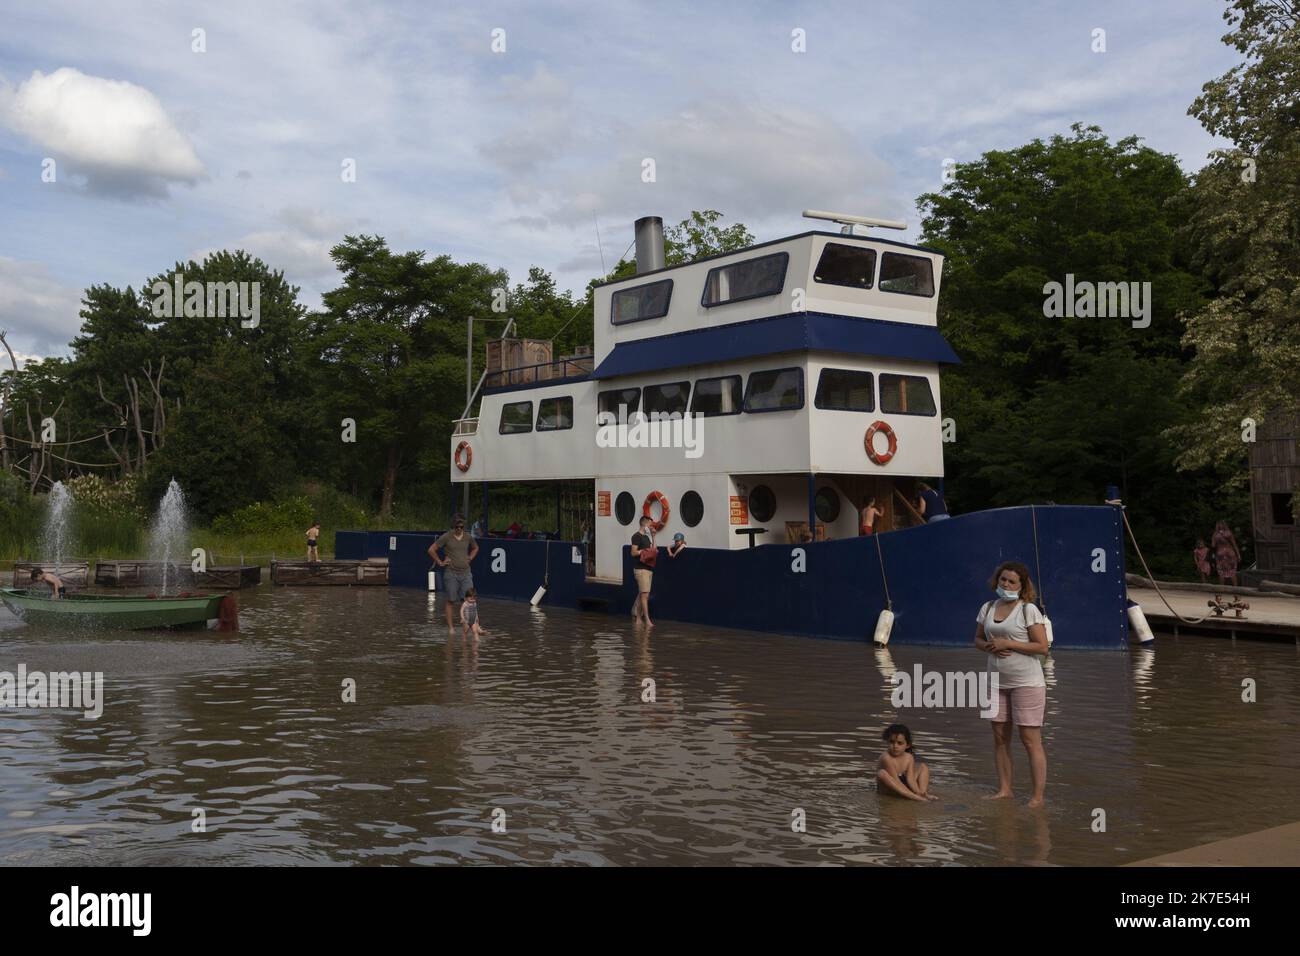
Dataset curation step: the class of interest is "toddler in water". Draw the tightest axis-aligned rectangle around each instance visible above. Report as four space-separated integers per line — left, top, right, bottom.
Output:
876 724 937 801
460 588 486 638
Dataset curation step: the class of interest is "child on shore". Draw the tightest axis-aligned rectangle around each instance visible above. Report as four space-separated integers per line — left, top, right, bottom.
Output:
876 724 937 801
460 588 486 639
1193 539 1210 584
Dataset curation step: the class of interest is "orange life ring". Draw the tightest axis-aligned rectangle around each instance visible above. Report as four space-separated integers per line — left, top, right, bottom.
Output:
864 421 898 465
643 491 670 530
454 441 473 472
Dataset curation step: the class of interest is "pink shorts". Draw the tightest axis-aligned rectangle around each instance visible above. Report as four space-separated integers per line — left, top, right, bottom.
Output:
989 686 1046 727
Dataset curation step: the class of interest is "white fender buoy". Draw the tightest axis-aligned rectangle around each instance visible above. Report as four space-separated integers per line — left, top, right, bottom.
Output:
428 569 438 592
1042 615 1054 646
873 608 894 646
1127 602 1155 644
530 584 547 607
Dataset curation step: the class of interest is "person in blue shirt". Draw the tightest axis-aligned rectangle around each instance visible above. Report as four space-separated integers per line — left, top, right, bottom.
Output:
916 481 949 522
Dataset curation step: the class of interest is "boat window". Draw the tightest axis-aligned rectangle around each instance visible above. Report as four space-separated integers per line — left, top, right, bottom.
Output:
611 279 673 325
744 367 804 413
499 400 533 434
702 252 789 307
615 492 636 526
879 374 937 416
643 381 690 417
815 487 841 523
537 396 574 431
597 387 640 424
690 375 743 417
681 490 704 527
878 252 935 297
815 368 875 412
814 243 876 290
748 485 777 523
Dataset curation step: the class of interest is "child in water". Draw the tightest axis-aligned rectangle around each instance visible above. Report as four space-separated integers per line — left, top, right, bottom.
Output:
460 588 486 639
876 724 937 801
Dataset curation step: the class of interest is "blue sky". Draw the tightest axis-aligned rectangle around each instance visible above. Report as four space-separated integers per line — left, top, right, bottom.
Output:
0 0 1239 360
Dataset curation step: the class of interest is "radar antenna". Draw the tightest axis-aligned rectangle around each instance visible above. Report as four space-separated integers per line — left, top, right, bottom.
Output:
802 209 906 235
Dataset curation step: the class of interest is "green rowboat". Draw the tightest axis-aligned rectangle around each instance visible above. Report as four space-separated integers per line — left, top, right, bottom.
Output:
0 588 225 630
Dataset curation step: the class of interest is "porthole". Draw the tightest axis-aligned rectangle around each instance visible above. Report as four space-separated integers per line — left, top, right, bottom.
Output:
615 492 636 526
815 487 841 523
681 490 704 527
748 485 777 523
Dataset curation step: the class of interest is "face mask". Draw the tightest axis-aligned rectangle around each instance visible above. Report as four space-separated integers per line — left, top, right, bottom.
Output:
996 587 1019 601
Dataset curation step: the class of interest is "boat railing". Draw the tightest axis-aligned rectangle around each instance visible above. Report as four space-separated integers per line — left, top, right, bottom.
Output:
484 357 593 389
453 417 479 436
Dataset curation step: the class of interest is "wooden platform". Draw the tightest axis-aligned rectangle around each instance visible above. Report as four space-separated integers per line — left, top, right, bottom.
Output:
94 560 261 590
1129 586 1300 642
271 560 388 586
11 561 90 589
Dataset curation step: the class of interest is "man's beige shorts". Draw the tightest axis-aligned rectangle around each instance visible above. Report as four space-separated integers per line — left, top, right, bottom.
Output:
633 568 652 593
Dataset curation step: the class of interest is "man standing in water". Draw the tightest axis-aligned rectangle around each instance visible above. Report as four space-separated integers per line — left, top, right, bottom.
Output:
429 515 479 628
630 515 657 627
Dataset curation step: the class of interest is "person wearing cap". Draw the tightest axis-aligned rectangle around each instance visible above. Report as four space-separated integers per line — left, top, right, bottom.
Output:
668 532 686 558
429 515 479 628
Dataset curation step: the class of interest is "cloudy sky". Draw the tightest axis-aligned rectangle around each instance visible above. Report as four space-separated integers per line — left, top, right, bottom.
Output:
0 0 1239 361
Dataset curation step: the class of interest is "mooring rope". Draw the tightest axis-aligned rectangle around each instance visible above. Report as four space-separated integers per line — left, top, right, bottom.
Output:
874 533 892 610
1031 504 1047 614
1121 507 1206 624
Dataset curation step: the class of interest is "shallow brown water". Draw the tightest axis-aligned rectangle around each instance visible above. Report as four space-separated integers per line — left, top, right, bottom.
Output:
1 585 1297 865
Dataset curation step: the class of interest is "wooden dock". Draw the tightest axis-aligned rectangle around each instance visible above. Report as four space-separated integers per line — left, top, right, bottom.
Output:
11 561 90 589
1129 585 1300 642
271 559 388 586
93 560 262 590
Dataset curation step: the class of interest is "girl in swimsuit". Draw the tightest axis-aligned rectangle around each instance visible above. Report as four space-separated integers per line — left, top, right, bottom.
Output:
876 724 937 801
306 521 321 563
460 588 486 639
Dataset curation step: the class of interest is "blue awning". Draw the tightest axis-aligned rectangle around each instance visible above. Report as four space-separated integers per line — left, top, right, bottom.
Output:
590 311 961 379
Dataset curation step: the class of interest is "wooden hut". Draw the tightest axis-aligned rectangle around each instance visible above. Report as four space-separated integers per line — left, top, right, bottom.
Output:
1248 410 1300 584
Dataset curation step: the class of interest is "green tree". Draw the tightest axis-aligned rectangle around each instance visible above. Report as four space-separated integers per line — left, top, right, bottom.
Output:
1168 0 1300 472
306 236 506 519
917 126 1235 573
142 342 281 523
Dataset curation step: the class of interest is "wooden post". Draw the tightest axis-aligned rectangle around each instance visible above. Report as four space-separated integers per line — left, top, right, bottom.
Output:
807 474 817 540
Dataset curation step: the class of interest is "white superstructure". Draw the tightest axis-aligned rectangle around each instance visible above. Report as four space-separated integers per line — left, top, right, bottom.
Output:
451 214 956 580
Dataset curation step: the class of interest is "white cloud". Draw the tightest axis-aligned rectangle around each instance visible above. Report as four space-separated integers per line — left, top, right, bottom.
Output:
0 67 205 198
0 257 83 357
505 96 899 229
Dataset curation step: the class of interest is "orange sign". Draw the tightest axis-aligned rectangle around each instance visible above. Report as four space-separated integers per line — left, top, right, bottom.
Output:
597 491 611 517
730 496 748 525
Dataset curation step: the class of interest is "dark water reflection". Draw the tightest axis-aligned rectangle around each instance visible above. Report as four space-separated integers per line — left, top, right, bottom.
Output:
1 586 1297 865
